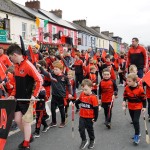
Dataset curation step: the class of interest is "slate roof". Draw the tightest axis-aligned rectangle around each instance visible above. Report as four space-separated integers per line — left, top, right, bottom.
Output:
81 25 116 42
13 2 55 23
0 0 32 20
83 26 105 39
70 22 114 41
39 9 76 30
68 21 94 36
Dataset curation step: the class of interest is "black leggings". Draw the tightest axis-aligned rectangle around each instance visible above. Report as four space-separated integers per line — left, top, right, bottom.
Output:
129 109 141 135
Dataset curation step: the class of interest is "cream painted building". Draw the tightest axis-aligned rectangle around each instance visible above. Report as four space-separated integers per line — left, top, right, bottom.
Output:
0 0 36 47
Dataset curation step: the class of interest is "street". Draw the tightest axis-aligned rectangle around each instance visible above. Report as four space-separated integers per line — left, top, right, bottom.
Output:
5 86 150 150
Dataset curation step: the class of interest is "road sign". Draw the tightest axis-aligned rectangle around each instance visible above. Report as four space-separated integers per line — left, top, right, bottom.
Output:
0 30 7 42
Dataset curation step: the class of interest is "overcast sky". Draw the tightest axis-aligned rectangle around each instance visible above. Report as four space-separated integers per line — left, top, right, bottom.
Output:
12 0 150 46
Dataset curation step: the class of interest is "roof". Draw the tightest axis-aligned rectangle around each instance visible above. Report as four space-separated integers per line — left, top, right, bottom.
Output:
68 21 94 36
83 26 105 39
13 2 55 23
0 0 32 20
39 9 76 30
100 32 118 42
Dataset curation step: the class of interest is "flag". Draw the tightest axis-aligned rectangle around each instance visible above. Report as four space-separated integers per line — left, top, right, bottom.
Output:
61 35 66 44
39 20 44 28
19 36 26 56
44 20 49 27
142 71 150 87
0 100 16 150
0 62 6 80
101 49 107 62
109 44 115 55
35 17 40 28
114 52 119 59
85 52 89 61
28 45 36 65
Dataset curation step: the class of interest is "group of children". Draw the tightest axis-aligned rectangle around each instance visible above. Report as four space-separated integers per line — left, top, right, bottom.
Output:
1 44 150 150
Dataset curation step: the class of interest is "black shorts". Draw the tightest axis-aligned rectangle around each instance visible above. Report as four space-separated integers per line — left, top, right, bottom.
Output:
15 102 30 115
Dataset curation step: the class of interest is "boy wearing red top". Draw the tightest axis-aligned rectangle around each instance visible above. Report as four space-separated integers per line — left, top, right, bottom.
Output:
122 73 146 145
75 79 98 149
99 68 118 129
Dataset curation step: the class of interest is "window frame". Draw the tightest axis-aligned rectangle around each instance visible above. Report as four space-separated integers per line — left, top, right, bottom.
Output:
52 25 57 43
22 22 27 40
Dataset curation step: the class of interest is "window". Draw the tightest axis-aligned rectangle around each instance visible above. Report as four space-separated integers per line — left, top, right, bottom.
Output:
43 26 49 42
30 24 36 35
52 26 57 43
91 37 93 47
81 34 84 46
85 35 87 46
22 23 27 40
70 31 74 45
64 29 68 36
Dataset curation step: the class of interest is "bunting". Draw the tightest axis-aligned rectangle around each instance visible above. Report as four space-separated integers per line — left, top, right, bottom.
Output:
28 45 36 65
142 71 150 87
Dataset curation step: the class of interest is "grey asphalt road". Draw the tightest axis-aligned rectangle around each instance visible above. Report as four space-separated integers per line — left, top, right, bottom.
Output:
5 86 150 150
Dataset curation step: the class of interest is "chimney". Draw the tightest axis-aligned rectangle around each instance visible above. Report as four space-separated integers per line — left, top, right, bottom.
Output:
73 20 86 27
101 31 109 37
25 0 40 10
91 26 100 33
109 32 114 37
50 9 62 18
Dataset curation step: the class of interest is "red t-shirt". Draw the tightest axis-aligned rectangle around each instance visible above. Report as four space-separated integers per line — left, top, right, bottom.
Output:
79 92 98 118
